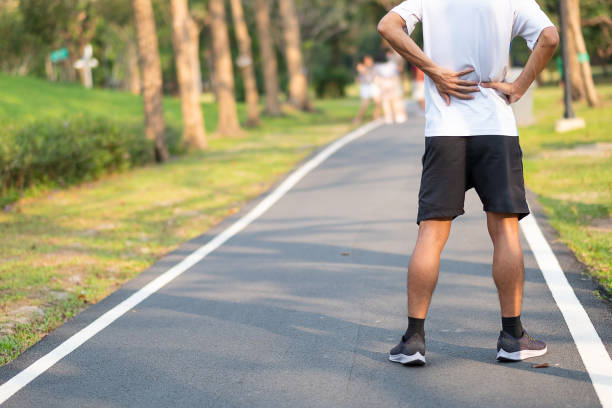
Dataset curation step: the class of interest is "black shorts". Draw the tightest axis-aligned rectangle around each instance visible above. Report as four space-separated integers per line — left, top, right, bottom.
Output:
417 136 530 224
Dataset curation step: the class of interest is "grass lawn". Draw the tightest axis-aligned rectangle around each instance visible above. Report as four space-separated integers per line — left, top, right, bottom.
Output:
0 74 362 365
520 81 612 297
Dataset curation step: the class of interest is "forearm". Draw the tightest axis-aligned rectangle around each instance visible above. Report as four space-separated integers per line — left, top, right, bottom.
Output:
377 13 438 78
378 11 479 104
513 27 559 93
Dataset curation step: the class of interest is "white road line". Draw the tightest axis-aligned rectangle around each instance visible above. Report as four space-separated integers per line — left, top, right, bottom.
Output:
0 120 383 405
521 213 612 408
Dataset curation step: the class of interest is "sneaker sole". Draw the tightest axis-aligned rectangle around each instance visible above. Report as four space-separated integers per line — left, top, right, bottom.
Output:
389 352 426 366
496 346 548 362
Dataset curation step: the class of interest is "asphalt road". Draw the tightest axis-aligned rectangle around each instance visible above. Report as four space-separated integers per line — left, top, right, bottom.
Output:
1 119 610 407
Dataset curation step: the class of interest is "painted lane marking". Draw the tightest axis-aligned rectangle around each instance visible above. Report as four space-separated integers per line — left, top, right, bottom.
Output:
0 121 383 405
521 213 612 408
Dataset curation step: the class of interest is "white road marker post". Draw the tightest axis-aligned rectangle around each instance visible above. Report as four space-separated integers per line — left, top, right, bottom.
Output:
74 44 99 89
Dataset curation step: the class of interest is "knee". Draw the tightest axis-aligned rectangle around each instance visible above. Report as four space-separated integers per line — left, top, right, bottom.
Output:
488 216 520 246
417 220 451 247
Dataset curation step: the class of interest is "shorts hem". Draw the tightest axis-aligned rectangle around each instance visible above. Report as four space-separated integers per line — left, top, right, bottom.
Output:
483 206 530 221
417 209 464 225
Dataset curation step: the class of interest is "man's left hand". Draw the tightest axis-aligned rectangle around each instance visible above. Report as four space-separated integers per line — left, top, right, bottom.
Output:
481 81 525 104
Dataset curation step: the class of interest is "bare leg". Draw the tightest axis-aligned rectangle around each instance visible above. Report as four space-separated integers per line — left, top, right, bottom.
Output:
391 96 407 123
407 218 452 318
372 98 382 120
381 97 393 123
353 98 370 124
486 212 524 317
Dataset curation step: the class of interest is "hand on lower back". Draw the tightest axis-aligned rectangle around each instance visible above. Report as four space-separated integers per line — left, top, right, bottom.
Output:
430 67 480 106
481 81 524 104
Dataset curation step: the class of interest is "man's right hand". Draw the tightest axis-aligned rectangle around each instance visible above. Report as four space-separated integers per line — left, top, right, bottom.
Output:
428 67 480 106
377 12 480 106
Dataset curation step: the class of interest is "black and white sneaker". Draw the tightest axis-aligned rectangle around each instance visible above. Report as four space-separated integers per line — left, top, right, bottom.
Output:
389 333 426 366
496 330 547 361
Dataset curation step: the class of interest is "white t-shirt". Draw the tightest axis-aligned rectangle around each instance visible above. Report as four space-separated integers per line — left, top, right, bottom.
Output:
391 0 554 136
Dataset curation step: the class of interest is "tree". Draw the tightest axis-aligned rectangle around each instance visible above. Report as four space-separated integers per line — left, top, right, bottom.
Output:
230 0 259 126
17 0 98 81
292 0 364 98
278 0 311 110
170 0 207 149
582 15 612 76
209 0 241 136
566 0 600 106
92 0 141 93
254 0 282 115
126 37 141 95
371 0 394 11
567 22 585 100
184 1 207 95
133 0 169 161
71 6 99 87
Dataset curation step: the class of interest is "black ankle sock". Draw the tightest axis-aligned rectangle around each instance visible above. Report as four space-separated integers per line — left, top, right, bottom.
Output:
403 317 425 341
502 315 523 338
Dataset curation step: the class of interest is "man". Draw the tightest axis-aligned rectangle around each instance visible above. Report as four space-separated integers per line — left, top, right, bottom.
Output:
377 0 559 366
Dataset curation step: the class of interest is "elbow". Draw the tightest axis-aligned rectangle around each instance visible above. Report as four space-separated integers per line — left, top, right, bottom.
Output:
540 27 560 49
377 14 390 38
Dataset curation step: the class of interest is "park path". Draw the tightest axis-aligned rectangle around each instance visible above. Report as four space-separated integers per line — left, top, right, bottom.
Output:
0 118 609 407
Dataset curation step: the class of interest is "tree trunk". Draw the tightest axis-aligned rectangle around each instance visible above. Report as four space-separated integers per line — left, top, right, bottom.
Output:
567 26 585 101
599 50 609 77
254 0 282 115
566 0 601 107
64 57 78 82
45 55 56 82
278 0 311 111
133 0 169 161
209 0 242 136
230 0 260 126
205 46 215 93
69 11 99 87
187 18 203 95
171 0 207 150
126 39 141 95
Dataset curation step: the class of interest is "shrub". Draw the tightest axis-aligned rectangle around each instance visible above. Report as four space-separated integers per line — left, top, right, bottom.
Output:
312 66 353 98
0 115 182 206
309 40 353 99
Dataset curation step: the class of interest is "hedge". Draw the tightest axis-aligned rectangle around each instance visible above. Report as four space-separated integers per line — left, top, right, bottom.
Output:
0 116 182 206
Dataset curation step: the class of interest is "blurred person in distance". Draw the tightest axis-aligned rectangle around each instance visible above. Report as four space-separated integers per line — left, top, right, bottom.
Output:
353 55 382 125
374 50 407 124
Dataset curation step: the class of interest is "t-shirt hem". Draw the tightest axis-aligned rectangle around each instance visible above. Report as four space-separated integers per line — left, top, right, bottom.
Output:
424 129 519 137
